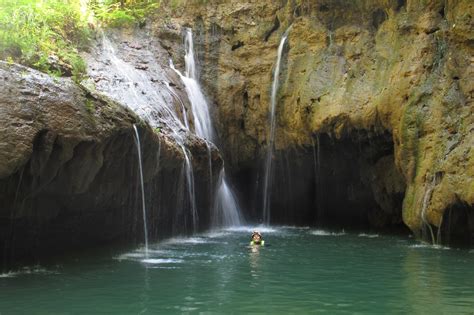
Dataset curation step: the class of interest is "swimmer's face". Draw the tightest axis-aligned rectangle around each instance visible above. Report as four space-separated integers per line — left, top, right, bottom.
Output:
252 234 261 241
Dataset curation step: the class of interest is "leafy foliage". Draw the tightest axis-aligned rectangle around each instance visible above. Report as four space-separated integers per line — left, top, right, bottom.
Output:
0 0 160 80
90 0 160 28
0 0 91 81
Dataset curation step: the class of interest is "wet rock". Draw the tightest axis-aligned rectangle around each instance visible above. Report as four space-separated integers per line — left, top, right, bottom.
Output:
0 61 222 268
154 0 473 241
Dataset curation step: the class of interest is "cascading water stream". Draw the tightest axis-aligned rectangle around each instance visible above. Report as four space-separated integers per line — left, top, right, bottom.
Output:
205 142 214 214
421 176 437 245
311 135 323 222
182 146 198 232
170 29 214 141
98 34 199 235
213 170 242 227
172 28 242 227
164 82 190 130
262 28 291 225
101 35 185 132
133 124 149 258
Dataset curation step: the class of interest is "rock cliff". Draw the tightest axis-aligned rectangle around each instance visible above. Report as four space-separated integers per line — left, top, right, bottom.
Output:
0 61 221 267
154 0 473 244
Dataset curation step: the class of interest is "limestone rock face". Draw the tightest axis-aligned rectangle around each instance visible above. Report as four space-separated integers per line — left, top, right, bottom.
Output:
0 61 221 266
154 0 473 241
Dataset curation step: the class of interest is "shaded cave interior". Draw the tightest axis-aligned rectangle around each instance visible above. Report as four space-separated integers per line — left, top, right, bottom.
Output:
230 129 473 247
439 201 474 248
0 127 216 267
1 127 473 268
231 131 409 232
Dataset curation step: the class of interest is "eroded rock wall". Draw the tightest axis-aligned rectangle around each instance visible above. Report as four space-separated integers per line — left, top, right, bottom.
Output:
0 62 221 267
155 0 473 240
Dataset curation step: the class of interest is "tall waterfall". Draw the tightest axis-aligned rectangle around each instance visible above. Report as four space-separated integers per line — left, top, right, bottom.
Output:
133 124 148 258
262 28 290 225
176 29 214 140
172 28 242 227
99 34 199 234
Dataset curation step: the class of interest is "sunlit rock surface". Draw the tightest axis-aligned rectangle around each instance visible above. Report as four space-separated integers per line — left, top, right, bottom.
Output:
155 0 473 243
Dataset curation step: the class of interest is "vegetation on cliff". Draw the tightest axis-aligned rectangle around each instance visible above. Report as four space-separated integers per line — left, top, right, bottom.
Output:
154 0 473 243
90 0 159 27
0 0 158 79
0 0 90 79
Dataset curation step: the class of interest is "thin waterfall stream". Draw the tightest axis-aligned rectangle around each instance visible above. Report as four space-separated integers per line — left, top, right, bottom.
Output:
133 124 149 258
262 28 291 225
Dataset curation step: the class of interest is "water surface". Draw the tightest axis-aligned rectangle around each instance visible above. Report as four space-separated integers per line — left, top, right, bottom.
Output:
1 226 473 314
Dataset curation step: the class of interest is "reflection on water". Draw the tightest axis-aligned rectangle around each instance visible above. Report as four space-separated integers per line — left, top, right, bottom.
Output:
249 245 261 281
403 245 473 313
1 226 473 313
139 268 150 315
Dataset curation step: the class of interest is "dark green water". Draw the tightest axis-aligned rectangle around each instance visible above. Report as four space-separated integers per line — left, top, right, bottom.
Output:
1 226 473 314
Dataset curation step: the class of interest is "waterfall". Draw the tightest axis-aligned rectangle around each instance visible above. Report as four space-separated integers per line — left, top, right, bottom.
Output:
170 28 214 140
100 35 187 133
311 135 323 222
213 170 242 226
98 34 199 236
164 81 190 130
262 28 290 225
421 176 437 245
180 145 198 232
133 124 148 258
172 28 242 227
205 142 214 214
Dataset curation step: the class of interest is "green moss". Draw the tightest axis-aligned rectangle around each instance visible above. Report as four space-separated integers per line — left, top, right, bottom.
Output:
85 98 96 113
399 94 421 181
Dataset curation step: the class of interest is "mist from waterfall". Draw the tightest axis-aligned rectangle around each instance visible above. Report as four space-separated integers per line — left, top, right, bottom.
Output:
172 28 242 228
262 28 291 225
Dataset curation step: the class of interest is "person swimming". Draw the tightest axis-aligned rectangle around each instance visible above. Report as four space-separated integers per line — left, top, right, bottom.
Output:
250 231 265 246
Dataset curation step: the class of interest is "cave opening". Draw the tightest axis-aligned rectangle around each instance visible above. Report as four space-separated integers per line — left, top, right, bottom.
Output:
440 202 474 248
231 130 408 233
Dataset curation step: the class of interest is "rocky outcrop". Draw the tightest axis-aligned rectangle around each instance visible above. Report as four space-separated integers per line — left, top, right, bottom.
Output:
0 61 222 267
154 0 473 243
